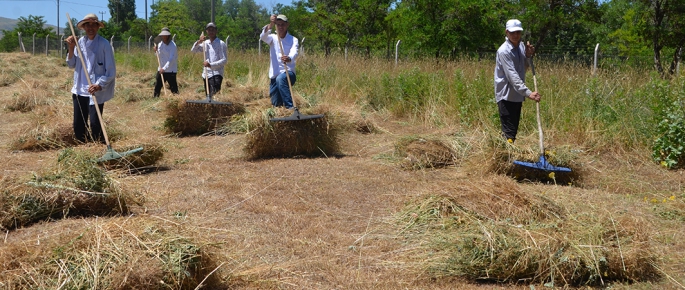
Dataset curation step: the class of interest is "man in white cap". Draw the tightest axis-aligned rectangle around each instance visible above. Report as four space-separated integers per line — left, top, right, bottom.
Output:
260 14 299 108
191 22 227 97
494 19 539 143
153 27 178 97
65 13 116 143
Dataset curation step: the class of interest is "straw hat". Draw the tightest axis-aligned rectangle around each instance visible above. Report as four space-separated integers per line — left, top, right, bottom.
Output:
76 13 105 30
158 27 171 37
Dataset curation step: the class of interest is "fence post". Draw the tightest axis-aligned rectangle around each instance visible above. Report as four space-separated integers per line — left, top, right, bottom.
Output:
148 36 153 51
395 40 401 66
60 34 64 58
173 34 176 42
225 35 229 45
110 35 115 53
18 32 25 52
301 37 305 57
128 36 131 53
45 34 50 56
33 33 36 55
593 43 599 76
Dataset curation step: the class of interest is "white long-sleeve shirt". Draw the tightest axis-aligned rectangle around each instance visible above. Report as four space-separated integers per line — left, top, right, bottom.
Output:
66 35 116 105
260 25 299 79
157 40 178 73
190 37 227 78
494 37 531 103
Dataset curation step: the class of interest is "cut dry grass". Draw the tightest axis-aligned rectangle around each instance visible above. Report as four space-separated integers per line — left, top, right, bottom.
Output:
243 106 341 159
398 176 660 287
0 216 224 289
162 93 246 136
395 136 457 169
9 123 78 151
99 142 166 172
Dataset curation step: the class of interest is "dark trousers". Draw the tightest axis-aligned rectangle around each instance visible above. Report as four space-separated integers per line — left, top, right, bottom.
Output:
73 94 105 143
498 100 523 142
154 72 179 97
203 75 223 96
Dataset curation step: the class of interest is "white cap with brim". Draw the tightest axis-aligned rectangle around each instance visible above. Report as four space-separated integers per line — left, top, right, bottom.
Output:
276 14 288 22
506 19 523 32
158 27 171 37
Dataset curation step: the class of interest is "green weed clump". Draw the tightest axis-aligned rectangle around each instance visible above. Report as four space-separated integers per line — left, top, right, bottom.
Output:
651 78 685 169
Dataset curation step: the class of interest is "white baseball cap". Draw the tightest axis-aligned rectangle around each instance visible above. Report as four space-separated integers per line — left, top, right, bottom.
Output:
506 19 523 32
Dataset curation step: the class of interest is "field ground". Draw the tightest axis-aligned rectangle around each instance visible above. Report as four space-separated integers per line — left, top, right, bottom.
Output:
1 52 684 289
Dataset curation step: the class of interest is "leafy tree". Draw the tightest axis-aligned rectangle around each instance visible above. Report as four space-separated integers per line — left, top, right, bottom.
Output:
108 0 137 32
638 0 685 76
218 0 269 49
0 15 53 52
150 0 200 43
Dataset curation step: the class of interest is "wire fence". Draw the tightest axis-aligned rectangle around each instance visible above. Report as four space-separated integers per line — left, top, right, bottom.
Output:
9 33 681 76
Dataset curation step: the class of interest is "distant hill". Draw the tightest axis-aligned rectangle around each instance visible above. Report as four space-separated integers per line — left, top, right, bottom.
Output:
0 16 60 38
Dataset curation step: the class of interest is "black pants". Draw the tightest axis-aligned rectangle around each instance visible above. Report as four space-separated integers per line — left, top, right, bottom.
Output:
498 100 523 142
203 75 223 96
73 94 105 143
154 72 179 97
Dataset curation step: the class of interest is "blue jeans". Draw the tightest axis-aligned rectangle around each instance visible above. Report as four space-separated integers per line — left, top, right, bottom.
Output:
270 71 296 108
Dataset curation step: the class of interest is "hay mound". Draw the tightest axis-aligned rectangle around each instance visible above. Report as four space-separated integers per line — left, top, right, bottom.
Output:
0 148 139 231
0 217 224 289
244 107 341 159
10 123 78 151
163 96 246 136
396 137 456 169
399 177 660 286
99 142 166 172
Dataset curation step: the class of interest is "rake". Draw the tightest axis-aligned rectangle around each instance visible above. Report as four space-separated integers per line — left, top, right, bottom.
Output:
513 57 571 172
269 35 324 122
66 13 143 162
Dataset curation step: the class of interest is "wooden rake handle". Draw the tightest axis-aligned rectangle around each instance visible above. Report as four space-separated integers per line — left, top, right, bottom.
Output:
154 44 168 96
66 12 111 147
277 35 296 109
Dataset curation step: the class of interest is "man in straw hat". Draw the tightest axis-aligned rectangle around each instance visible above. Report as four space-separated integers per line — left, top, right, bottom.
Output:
153 27 179 97
260 14 299 108
65 13 116 143
494 19 539 143
191 22 227 96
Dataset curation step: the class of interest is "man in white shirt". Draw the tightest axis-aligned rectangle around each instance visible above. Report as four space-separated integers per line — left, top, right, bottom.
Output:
494 19 540 143
191 22 227 97
260 14 299 109
154 27 178 97
65 13 116 143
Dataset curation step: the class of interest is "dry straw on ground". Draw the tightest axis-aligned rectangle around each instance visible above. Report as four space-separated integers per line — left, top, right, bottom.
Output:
0 216 224 289
395 136 458 169
163 93 246 136
398 176 660 287
243 106 341 159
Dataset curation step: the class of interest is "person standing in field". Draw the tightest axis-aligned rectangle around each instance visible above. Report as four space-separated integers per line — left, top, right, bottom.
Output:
191 22 227 97
260 14 299 108
65 13 116 143
153 27 179 97
494 19 540 143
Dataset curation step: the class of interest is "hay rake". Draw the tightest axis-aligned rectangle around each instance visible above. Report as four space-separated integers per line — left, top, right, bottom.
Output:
187 32 232 107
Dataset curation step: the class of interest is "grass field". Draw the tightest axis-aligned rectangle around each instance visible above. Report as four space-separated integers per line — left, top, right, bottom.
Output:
1 49 684 289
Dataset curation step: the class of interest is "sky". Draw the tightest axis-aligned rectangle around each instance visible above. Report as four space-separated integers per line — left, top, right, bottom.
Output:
0 0 292 33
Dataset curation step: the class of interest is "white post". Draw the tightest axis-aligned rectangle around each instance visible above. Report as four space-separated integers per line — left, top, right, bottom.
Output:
33 33 36 55
60 34 64 58
148 35 153 51
128 36 132 53
301 37 305 57
18 32 25 52
45 34 49 56
173 34 176 42
259 40 261 56
395 40 401 66
593 43 599 76
110 35 115 53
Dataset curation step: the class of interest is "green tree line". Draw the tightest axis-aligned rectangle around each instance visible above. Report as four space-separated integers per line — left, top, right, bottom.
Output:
1 0 683 76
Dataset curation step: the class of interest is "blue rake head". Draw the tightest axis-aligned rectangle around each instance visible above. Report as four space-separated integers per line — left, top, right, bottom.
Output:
513 155 572 172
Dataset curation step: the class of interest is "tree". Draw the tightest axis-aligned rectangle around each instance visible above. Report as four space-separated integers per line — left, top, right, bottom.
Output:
150 0 200 43
638 0 685 76
0 15 53 52
218 0 269 49
108 0 137 32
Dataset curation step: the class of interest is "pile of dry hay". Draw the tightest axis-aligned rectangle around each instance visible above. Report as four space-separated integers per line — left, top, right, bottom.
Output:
98 142 166 173
395 136 458 169
163 93 245 136
243 106 341 159
0 148 141 231
398 176 660 287
0 216 224 289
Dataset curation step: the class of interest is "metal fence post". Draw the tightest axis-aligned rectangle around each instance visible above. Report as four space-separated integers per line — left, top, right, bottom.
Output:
148 36 153 51
33 33 36 55
18 32 25 52
60 34 64 58
301 37 305 57
128 36 132 53
45 34 50 56
593 43 599 76
395 40 401 66
110 35 115 53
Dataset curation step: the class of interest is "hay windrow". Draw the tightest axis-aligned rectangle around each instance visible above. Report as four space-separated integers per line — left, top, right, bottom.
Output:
98 142 166 172
398 177 660 286
163 94 246 136
243 107 341 159
10 123 78 151
0 148 141 231
0 217 224 289
395 136 457 169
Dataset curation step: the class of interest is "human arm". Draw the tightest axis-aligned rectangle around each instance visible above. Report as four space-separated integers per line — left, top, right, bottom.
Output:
65 36 77 68
260 15 276 44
